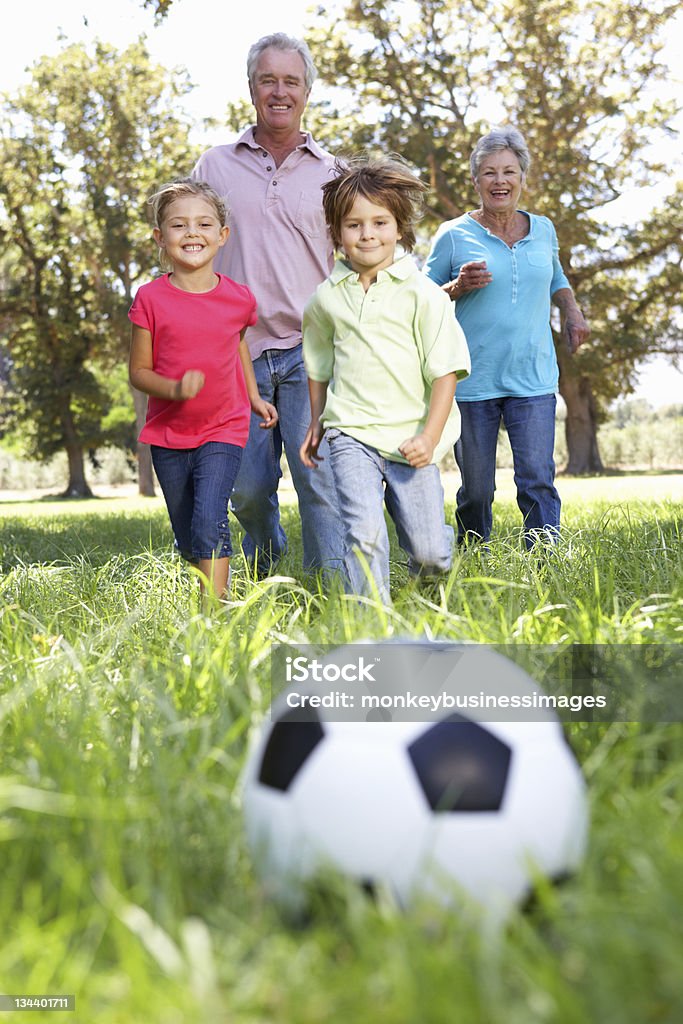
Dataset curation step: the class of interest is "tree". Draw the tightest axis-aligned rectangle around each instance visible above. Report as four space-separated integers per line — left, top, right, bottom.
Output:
0 40 197 495
304 0 683 472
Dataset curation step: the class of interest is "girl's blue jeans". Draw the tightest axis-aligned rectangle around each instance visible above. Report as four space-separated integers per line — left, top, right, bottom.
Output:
151 442 243 561
326 429 453 603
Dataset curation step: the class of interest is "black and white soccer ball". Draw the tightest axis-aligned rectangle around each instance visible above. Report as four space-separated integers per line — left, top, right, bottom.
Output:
241 642 588 918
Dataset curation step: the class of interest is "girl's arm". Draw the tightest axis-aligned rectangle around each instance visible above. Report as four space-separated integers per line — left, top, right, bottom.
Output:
129 324 204 400
399 372 457 468
300 379 329 469
238 334 278 429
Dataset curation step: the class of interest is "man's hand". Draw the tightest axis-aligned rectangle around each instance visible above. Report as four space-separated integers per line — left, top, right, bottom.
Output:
252 398 278 429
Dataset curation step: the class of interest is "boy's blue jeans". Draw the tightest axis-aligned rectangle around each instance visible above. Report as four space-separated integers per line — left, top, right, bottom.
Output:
454 394 561 547
326 429 454 603
229 343 344 574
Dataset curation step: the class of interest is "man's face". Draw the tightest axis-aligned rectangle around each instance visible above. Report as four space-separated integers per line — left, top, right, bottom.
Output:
250 47 309 135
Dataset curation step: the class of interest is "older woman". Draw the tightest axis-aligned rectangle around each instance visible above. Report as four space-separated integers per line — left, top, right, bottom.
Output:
424 126 589 547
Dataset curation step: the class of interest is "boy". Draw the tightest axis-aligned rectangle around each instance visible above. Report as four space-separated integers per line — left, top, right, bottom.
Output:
300 156 470 602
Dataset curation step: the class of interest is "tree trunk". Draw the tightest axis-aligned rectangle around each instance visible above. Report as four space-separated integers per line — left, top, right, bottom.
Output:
132 386 155 497
62 442 93 498
558 354 605 475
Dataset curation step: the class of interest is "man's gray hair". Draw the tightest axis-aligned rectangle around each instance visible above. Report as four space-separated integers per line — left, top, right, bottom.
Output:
470 126 531 179
247 33 317 93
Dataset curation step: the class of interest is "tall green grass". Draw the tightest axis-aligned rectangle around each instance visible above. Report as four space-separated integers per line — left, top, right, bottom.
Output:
0 495 681 1023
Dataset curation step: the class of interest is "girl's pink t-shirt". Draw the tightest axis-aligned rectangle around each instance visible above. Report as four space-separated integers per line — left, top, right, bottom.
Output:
129 273 257 449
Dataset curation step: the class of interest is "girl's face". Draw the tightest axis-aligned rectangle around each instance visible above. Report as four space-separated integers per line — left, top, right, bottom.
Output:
339 195 401 283
154 195 229 273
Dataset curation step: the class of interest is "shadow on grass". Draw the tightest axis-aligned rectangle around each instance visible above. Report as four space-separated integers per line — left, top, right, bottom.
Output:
0 503 312 574
0 508 170 569
558 467 683 478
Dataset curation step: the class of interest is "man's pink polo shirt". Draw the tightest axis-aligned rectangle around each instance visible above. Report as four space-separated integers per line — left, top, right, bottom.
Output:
192 127 335 360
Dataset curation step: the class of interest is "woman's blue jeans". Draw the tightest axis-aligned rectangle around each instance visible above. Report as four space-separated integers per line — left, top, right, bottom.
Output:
454 394 561 548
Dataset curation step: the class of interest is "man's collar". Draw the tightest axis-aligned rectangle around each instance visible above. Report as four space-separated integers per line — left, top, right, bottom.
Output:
236 125 326 159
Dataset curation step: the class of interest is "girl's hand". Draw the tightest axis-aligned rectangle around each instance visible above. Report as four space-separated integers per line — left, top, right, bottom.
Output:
253 399 278 429
442 261 492 300
300 420 325 469
399 433 435 468
176 369 205 399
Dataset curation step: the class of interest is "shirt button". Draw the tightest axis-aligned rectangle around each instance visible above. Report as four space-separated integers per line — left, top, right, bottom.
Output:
272 180 278 186
266 165 272 171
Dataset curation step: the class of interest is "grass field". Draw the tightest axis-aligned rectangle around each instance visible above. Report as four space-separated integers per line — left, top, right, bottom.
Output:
0 475 681 1023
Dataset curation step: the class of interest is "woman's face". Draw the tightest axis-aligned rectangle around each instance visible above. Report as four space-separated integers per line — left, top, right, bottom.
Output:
473 148 524 215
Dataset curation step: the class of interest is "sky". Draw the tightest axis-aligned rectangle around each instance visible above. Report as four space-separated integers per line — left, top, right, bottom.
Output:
5 0 683 408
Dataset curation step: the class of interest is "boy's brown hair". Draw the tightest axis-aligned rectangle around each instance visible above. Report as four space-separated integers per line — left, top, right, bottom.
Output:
321 155 428 252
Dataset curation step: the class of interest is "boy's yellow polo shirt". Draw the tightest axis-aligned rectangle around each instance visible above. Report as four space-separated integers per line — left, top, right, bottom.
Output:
303 254 471 464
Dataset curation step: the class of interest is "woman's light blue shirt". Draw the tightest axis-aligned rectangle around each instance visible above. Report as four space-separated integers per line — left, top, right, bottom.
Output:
424 212 570 401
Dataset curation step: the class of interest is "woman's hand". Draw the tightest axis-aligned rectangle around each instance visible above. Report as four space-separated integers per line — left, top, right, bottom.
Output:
563 309 591 354
441 260 492 300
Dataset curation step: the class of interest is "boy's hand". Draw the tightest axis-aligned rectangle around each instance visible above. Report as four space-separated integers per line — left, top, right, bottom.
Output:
300 420 325 468
399 432 435 468
176 369 205 399
252 399 278 429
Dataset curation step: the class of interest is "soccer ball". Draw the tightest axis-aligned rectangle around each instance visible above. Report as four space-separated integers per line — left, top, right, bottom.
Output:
241 641 588 918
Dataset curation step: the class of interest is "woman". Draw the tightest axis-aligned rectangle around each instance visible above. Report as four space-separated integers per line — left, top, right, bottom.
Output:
424 126 589 547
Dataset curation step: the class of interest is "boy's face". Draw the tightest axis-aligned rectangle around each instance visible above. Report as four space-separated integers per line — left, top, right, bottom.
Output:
340 195 402 283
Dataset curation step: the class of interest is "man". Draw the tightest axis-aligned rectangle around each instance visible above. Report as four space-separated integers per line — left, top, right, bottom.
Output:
192 33 343 576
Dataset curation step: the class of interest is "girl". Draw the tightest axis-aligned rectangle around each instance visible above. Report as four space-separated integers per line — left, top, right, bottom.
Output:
129 178 277 601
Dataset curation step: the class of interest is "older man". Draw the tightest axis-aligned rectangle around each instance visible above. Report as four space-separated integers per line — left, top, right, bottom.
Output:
191 33 342 576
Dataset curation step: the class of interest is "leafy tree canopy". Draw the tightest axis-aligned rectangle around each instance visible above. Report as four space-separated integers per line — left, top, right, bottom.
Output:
0 39 197 495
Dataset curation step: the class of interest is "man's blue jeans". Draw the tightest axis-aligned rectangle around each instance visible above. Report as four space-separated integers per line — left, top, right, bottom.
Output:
327 429 454 604
454 394 561 548
230 343 344 573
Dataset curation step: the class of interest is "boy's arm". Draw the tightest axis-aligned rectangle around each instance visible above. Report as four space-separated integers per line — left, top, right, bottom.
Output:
300 379 329 469
399 372 457 469
129 324 205 400
238 333 278 429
